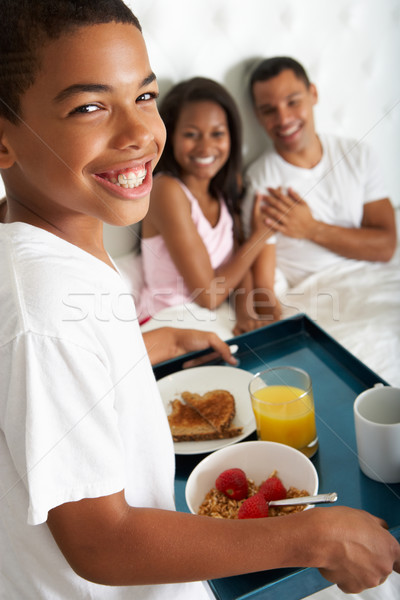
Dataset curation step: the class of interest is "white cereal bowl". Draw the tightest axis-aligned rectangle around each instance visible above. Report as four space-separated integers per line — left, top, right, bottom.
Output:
185 440 318 514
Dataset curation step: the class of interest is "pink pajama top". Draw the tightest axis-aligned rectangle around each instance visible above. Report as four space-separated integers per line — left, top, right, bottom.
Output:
137 178 234 323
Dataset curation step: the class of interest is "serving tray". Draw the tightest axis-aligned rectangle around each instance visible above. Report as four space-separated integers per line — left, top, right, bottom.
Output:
153 314 400 600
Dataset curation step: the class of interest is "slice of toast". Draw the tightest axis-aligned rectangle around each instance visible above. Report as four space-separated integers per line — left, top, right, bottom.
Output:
168 400 217 442
181 389 235 432
168 399 242 442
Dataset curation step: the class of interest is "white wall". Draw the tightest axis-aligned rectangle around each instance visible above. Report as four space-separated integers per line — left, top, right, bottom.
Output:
2 0 399 257
106 0 400 256
130 0 400 194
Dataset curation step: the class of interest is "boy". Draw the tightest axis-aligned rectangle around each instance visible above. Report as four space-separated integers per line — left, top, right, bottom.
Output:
0 2 399 599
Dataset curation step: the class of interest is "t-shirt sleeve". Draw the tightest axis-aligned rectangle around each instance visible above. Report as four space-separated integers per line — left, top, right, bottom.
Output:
4 332 126 526
362 143 389 204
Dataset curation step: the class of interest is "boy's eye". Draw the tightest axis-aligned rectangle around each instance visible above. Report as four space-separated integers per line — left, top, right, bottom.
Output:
70 104 101 115
137 91 158 103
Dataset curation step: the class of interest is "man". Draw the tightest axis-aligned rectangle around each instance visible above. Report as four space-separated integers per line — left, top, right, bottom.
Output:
241 56 397 306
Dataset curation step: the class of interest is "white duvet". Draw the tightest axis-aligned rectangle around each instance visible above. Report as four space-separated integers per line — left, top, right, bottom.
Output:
279 245 400 387
136 242 400 387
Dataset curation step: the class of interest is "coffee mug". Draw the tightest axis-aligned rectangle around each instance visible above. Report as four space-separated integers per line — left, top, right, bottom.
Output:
353 384 400 483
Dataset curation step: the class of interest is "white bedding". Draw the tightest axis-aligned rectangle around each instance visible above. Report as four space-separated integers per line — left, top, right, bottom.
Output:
279 244 400 387
129 238 400 388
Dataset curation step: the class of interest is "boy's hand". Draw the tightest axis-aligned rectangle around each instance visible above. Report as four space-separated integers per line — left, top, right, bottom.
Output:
309 507 400 593
144 327 237 367
176 329 238 368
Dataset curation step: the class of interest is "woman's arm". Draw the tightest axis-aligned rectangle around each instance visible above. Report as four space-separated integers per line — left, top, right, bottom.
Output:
232 269 276 336
142 177 272 310
0 197 7 222
251 242 281 322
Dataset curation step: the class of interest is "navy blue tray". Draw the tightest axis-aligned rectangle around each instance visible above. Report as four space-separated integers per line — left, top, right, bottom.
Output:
153 314 400 600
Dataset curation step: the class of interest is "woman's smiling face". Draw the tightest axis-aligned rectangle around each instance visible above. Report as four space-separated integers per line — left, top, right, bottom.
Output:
171 100 231 183
2 22 166 233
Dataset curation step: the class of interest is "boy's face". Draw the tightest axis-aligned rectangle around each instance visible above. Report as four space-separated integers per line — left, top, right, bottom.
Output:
252 69 317 157
1 23 166 230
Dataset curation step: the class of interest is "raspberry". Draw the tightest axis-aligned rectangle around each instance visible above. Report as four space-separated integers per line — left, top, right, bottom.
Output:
259 476 287 502
238 493 269 519
215 468 248 500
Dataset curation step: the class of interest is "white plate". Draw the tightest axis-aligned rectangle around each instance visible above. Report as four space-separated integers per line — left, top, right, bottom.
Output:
158 365 256 455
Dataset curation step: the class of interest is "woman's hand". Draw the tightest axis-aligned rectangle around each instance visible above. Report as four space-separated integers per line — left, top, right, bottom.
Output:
251 192 275 239
232 315 272 337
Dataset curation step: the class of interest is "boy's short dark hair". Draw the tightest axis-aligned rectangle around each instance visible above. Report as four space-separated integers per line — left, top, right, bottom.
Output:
0 0 141 124
249 56 311 102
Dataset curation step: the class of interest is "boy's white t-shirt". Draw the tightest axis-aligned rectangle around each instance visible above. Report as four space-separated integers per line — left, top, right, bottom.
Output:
0 222 209 600
241 134 389 286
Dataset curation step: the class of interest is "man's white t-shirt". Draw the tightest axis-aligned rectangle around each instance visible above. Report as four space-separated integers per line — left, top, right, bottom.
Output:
241 134 389 286
0 222 209 600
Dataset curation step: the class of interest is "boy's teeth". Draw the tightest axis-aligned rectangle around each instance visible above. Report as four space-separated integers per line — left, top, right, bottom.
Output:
105 168 147 188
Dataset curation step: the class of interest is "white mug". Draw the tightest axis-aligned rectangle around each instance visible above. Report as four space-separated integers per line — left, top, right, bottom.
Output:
354 384 400 483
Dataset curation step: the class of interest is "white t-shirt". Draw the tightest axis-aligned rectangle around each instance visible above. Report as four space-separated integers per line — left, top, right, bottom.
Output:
0 222 209 600
241 134 389 286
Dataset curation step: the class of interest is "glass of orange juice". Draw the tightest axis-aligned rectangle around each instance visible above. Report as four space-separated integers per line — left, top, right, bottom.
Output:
249 366 318 458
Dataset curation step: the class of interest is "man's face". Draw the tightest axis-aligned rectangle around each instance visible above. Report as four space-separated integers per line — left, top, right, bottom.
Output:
2 22 166 230
252 69 318 157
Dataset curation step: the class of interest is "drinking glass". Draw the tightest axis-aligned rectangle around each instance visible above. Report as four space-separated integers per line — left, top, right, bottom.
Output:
249 366 318 458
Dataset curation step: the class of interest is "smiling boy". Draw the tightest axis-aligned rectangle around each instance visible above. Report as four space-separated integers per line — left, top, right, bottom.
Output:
0 3 399 600
1 12 162 263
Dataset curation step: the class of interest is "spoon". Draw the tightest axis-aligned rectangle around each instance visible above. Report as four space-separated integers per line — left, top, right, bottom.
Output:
269 492 338 507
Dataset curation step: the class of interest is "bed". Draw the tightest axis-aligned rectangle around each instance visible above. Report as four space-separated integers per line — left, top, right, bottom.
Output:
278 240 400 387
115 215 400 600
116 209 400 388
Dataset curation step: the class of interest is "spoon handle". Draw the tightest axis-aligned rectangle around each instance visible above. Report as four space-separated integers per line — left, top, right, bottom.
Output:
269 492 338 507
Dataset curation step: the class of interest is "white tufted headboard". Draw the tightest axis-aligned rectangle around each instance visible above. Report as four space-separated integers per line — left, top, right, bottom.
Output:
1 0 399 258
109 0 400 256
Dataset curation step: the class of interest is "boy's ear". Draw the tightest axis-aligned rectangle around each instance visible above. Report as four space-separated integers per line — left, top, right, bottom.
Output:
0 120 16 169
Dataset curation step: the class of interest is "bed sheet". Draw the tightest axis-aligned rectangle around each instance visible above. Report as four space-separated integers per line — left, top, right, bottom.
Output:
137 242 400 387
279 243 400 387
117 213 400 387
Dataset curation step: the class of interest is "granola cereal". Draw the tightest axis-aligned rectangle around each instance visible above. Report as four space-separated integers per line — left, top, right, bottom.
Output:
197 471 310 519
198 479 258 519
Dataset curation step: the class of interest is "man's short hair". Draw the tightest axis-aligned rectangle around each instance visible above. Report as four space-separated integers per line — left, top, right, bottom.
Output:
249 56 311 102
0 0 141 124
